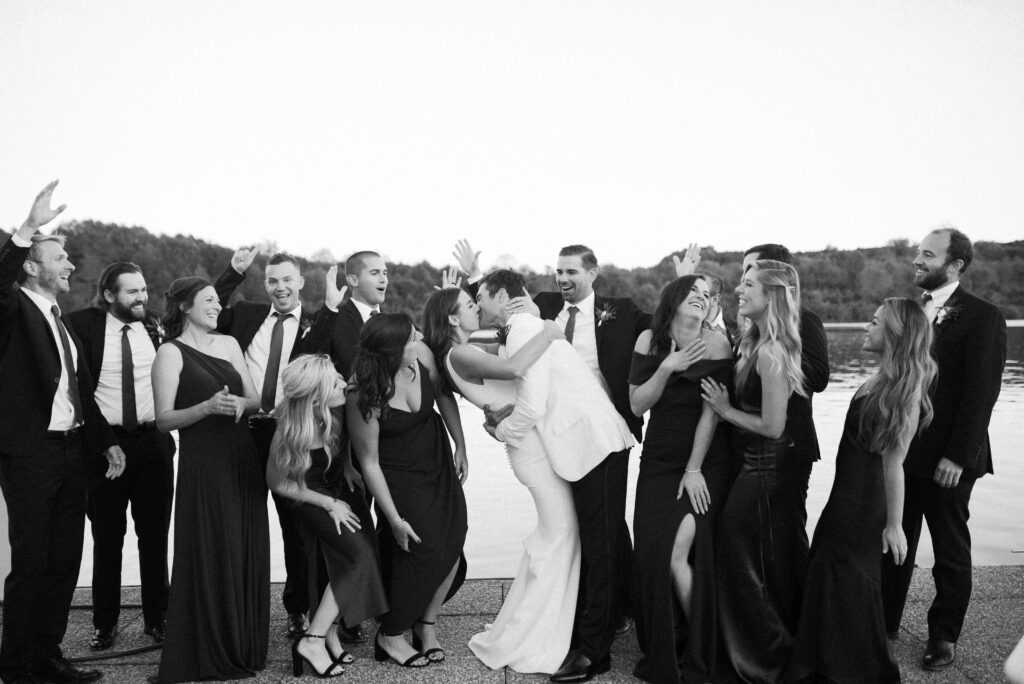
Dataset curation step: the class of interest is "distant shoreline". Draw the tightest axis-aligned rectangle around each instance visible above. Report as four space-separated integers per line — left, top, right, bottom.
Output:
825 320 1024 328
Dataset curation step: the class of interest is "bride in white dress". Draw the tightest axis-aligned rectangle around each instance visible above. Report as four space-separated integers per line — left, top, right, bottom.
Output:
423 287 582 674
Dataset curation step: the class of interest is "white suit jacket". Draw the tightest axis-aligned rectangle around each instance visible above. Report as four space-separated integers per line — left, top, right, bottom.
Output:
494 314 634 482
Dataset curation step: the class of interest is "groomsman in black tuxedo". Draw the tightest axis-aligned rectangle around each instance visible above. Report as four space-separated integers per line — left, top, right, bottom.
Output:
319 250 388 377
0 181 121 684
67 263 176 650
214 249 342 639
882 228 1006 672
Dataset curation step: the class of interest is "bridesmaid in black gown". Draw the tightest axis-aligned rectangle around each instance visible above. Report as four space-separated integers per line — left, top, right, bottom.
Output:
266 354 388 678
701 260 808 683
787 298 936 683
347 313 469 669
151 277 269 682
629 275 734 684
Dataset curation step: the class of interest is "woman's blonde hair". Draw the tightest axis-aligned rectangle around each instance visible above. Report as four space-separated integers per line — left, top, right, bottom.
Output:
859 298 937 454
735 260 807 398
271 354 339 482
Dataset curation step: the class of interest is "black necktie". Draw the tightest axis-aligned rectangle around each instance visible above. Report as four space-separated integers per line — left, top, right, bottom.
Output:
564 306 580 345
261 312 291 413
51 305 83 426
121 325 138 430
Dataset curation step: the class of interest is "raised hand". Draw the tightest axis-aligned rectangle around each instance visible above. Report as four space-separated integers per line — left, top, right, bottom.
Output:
672 242 702 277
391 518 422 552
21 179 67 234
326 498 361 534
325 265 348 309
230 246 259 274
434 266 463 291
661 338 706 373
700 378 732 416
452 238 481 278
104 445 127 480
506 295 540 317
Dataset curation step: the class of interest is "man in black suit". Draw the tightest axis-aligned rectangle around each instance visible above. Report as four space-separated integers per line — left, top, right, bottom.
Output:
0 181 121 684
214 249 343 639
67 263 176 651
319 250 388 378
882 228 1006 671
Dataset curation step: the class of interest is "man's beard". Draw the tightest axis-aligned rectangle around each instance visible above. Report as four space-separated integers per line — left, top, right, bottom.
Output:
915 266 951 292
112 300 146 322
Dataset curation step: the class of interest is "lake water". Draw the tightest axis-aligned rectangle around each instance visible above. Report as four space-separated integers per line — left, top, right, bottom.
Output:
77 324 1024 584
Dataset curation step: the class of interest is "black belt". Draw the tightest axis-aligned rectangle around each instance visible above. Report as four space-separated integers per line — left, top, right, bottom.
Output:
113 421 157 433
44 426 81 441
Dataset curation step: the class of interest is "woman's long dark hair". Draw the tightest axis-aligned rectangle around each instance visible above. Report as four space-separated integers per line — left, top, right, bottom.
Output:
648 275 706 355
352 313 415 422
421 288 462 394
161 276 212 340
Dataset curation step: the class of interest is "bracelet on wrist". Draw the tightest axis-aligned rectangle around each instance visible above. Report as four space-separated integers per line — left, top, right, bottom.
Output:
685 468 701 474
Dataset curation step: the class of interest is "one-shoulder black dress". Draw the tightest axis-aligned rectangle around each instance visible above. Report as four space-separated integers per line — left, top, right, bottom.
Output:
630 355 734 684
786 393 901 683
292 447 388 630
717 367 805 684
158 341 270 683
376 362 468 633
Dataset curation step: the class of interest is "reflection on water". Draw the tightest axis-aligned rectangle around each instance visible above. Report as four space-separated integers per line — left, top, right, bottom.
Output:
79 326 1024 584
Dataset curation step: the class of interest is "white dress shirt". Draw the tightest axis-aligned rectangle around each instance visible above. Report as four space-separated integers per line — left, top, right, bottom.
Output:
922 281 960 324
555 292 610 397
20 287 79 430
95 313 156 426
350 297 381 324
244 304 302 407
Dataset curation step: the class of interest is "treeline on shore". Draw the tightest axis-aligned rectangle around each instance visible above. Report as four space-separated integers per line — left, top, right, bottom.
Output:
9 221 1024 322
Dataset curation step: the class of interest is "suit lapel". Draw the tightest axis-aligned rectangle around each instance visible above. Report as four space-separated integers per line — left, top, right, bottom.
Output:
933 287 969 339
593 294 606 349
239 305 270 352
342 300 364 332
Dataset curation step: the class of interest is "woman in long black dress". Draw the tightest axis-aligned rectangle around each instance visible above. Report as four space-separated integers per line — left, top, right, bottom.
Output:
701 260 807 683
629 275 734 684
347 313 469 669
266 353 388 678
786 298 936 683
151 277 269 682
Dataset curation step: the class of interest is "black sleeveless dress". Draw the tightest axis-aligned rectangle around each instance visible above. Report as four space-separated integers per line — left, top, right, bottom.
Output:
375 362 468 633
292 447 388 630
717 367 805 683
158 341 269 683
630 354 734 684
786 393 901 683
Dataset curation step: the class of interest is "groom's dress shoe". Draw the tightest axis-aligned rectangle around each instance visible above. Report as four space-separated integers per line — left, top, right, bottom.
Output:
32 658 102 683
922 639 957 671
550 653 611 682
614 616 634 637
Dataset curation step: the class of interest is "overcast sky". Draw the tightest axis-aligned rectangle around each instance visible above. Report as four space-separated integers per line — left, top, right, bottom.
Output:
2 1 1022 271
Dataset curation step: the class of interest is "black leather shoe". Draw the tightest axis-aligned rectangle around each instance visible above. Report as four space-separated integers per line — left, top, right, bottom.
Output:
337 623 366 644
614 616 634 637
922 639 957 671
144 620 166 644
550 653 611 682
32 658 102 683
89 625 117 650
286 612 309 638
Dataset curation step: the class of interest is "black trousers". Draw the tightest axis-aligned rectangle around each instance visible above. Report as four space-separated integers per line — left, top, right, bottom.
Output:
88 426 175 630
0 435 87 680
881 473 977 643
249 416 319 616
570 448 632 663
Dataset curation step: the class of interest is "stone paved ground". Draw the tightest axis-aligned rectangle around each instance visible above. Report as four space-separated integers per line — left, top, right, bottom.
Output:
10 566 1023 683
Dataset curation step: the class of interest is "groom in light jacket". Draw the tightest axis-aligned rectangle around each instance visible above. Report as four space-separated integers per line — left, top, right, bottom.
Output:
477 269 635 683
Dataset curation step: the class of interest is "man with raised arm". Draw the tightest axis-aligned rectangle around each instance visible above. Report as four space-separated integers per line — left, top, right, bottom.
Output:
0 181 121 684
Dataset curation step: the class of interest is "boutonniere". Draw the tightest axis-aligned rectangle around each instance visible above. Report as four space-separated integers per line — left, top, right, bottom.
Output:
495 324 511 346
299 317 313 339
934 306 961 326
597 304 617 327
145 316 166 344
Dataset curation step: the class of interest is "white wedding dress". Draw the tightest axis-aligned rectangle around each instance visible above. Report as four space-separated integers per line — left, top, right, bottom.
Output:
447 346 581 674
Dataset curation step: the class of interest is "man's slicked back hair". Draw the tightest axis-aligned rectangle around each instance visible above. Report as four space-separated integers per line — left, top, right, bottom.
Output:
558 244 598 270
744 243 793 265
479 269 528 298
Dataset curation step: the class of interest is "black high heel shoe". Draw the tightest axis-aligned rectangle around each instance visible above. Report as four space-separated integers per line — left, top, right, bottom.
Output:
291 635 344 678
328 621 355 665
374 628 429 668
411 620 445 663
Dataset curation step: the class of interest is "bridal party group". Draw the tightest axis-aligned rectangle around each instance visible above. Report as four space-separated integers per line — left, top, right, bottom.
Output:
0 180 1006 684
